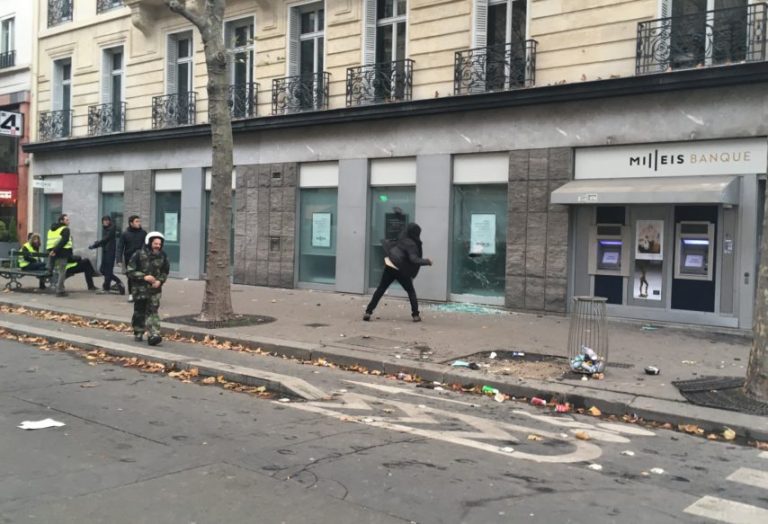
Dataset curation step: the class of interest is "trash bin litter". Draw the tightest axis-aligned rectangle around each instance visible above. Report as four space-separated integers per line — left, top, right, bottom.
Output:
567 296 608 374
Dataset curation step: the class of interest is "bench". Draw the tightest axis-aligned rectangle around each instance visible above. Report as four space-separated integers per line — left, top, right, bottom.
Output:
0 249 54 290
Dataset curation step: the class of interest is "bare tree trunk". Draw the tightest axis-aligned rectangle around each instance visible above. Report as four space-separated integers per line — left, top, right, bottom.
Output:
745 181 768 401
166 0 234 322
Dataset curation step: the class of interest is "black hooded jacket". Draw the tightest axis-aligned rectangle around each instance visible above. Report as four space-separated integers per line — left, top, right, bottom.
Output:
91 217 117 269
117 225 147 264
383 223 430 279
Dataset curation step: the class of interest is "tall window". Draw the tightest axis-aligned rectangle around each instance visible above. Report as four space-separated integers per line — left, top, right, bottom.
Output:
287 3 325 110
375 0 406 64
53 58 72 136
296 3 324 78
225 18 255 118
0 17 13 69
101 47 123 132
481 0 527 90
167 32 193 124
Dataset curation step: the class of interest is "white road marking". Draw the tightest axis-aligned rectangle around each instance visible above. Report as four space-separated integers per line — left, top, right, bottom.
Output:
684 496 768 523
727 468 768 490
760 451 768 459
343 380 476 406
285 392 605 463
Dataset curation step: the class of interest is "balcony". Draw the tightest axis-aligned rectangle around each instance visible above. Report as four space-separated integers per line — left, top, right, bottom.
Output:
151 92 196 129
636 3 767 75
228 83 258 119
272 72 330 115
88 102 126 136
48 0 74 28
346 59 414 107
454 40 537 96
97 0 124 14
38 110 73 141
0 50 14 69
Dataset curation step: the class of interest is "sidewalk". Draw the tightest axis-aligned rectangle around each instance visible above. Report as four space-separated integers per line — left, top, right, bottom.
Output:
1 277 764 438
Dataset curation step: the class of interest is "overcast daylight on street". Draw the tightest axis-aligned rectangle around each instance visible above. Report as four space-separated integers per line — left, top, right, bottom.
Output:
1 0 768 523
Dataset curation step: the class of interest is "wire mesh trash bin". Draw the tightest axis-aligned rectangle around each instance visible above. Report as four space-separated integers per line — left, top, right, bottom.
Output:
568 296 609 374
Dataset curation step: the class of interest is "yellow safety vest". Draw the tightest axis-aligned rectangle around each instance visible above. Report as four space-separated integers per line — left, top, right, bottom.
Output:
18 242 35 268
47 225 73 251
65 260 77 270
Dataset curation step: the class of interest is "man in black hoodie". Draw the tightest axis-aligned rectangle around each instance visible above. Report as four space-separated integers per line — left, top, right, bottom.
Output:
364 222 432 322
89 215 125 294
117 215 147 302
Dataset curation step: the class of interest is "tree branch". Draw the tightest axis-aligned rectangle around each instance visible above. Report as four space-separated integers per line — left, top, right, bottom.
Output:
165 0 207 29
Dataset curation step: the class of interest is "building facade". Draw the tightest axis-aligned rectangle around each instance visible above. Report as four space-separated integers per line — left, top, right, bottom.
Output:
24 0 768 330
0 0 35 249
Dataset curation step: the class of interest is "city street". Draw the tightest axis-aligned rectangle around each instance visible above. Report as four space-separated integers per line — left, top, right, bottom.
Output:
1 337 767 524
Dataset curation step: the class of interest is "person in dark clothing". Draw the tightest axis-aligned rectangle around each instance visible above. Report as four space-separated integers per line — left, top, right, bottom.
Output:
19 233 48 289
64 255 98 290
117 215 147 302
364 223 432 322
89 215 125 294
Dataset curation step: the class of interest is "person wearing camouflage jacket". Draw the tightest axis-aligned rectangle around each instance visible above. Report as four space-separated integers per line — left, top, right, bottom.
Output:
127 231 170 346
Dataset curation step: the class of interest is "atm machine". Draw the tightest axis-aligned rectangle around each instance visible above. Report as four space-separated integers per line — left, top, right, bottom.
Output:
674 221 715 281
588 224 630 276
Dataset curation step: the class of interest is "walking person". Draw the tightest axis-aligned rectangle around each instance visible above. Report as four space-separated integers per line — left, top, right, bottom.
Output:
47 214 74 297
117 215 147 302
19 233 48 290
89 215 125 295
127 232 170 346
364 223 433 322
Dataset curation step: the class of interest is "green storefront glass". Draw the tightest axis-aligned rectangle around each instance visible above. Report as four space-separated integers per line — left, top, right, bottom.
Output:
299 187 338 285
450 184 508 298
154 191 181 272
101 193 124 233
368 186 415 288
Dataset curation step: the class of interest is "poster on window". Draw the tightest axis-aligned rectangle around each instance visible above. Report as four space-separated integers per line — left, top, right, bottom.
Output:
311 212 332 248
164 212 178 242
633 260 662 301
470 214 496 255
635 220 663 260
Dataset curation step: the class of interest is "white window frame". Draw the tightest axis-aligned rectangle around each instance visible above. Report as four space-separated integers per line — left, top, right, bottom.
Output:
52 57 72 112
363 0 408 64
472 0 528 48
101 46 124 105
166 30 194 95
224 16 255 86
0 16 14 55
287 1 325 77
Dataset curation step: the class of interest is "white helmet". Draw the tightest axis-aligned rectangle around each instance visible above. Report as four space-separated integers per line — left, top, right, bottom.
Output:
145 231 165 245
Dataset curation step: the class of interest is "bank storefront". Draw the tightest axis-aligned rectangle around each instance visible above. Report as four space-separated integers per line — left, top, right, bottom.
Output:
553 138 767 329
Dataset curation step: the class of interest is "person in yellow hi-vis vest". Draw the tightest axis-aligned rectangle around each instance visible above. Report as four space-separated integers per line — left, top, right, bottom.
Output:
19 233 48 290
47 214 97 296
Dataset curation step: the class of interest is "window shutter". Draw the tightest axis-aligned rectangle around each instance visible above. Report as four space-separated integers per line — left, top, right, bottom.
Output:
363 0 377 64
472 0 489 48
101 51 112 103
657 0 671 71
167 36 178 94
659 0 671 18
288 7 300 76
52 61 63 110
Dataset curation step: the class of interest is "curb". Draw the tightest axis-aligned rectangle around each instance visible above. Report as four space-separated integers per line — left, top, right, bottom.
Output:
1 298 766 441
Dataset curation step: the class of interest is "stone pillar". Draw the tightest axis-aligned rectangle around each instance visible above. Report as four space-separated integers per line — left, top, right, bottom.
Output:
179 167 205 279
63 173 99 263
415 154 451 301
506 148 572 313
123 170 152 227
335 159 368 294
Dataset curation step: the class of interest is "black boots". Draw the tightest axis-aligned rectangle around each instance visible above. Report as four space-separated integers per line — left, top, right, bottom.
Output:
147 335 162 346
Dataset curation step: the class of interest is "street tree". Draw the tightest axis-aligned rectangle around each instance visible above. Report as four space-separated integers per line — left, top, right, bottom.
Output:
165 0 234 322
746 187 768 402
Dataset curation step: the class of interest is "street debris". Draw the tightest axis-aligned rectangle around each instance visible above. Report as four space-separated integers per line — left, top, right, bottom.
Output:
570 345 605 375
679 424 705 436
588 406 602 417
620 450 635 456
723 428 736 441
278 398 291 403
489 351 497 359
511 351 525 357
527 434 544 442
644 366 661 375
530 397 547 406
681 360 696 365
494 392 505 403
640 324 658 331
18 418 65 430
500 446 515 453
428 303 508 316
451 360 470 367
650 468 665 475
555 403 571 413
587 464 603 471
575 431 591 441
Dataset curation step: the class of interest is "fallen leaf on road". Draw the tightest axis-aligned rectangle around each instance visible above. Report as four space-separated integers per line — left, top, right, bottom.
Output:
588 406 602 417
678 424 705 435
707 434 718 441
723 428 736 441
575 431 591 441
755 441 768 450
527 434 544 441
201 377 216 385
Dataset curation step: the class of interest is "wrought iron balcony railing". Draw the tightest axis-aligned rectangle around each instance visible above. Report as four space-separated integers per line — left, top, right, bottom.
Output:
228 82 258 119
272 72 330 115
151 92 196 129
48 0 74 27
454 40 537 96
636 3 768 75
38 110 73 141
88 102 126 136
97 0 124 14
346 59 414 107
0 50 14 69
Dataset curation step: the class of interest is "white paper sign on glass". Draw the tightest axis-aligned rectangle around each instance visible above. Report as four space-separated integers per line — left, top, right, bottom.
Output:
470 214 496 255
164 213 178 242
635 219 664 261
312 212 332 248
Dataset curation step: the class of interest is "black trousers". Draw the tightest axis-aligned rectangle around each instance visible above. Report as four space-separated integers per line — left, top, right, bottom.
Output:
366 266 419 315
100 263 123 291
65 259 96 289
22 261 48 288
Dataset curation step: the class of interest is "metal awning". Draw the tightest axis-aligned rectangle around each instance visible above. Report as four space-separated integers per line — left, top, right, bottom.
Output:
550 176 740 205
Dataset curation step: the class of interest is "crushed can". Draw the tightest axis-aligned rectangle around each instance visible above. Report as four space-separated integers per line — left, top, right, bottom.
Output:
531 397 547 406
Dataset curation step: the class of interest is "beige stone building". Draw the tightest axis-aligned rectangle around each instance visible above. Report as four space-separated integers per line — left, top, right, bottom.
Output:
25 0 768 330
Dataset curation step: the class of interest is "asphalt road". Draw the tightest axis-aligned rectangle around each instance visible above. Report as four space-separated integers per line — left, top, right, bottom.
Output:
1 338 767 524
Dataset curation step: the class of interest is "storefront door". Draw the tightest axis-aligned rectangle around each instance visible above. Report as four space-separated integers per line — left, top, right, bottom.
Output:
299 187 337 285
368 186 415 288
154 191 181 272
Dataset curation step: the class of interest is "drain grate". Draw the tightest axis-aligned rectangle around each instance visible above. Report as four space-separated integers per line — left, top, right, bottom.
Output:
672 376 768 415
